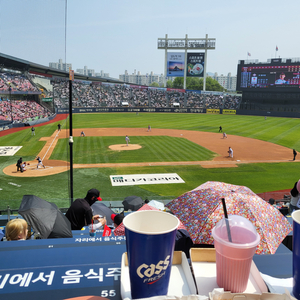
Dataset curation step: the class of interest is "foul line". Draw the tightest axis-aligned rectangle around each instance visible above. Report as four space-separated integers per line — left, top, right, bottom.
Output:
41 131 60 162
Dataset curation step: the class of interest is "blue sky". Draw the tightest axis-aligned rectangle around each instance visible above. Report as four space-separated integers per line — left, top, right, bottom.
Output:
0 0 299 79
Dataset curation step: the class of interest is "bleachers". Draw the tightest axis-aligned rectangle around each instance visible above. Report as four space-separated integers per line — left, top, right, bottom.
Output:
0 71 242 117
0 72 39 93
48 79 241 110
0 99 52 123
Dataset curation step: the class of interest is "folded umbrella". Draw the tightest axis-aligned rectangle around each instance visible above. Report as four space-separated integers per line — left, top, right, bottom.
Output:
122 195 144 211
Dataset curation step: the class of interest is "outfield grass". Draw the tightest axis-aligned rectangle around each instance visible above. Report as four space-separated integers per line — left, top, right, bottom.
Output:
0 113 299 210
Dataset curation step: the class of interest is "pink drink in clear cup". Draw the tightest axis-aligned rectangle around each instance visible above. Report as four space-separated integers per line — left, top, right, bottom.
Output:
212 215 260 292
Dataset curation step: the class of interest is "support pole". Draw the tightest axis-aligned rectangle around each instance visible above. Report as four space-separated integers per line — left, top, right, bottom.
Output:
184 34 188 90
203 34 208 91
69 79 73 203
164 34 168 87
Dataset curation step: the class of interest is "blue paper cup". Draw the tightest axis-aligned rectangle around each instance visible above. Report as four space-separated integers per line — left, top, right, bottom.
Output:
123 210 179 299
292 210 300 299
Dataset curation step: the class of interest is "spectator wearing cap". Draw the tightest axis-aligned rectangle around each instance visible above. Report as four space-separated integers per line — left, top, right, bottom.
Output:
66 188 103 230
111 213 125 228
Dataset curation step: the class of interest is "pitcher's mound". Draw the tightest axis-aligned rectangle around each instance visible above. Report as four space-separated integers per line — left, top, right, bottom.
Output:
109 144 142 151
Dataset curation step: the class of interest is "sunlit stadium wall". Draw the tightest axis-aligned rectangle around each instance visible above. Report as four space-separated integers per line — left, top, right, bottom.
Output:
56 106 300 119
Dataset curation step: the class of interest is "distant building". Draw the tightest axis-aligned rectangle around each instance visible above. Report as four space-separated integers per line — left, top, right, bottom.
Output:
95 70 110 78
119 70 164 86
49 59 109 78
76 67 109 78
49 59 72 72
76 66 95 77
211 72 237 91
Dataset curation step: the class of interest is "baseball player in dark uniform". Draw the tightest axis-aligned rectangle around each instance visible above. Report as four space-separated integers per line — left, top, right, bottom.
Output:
36 156 45 169
16 157 23 172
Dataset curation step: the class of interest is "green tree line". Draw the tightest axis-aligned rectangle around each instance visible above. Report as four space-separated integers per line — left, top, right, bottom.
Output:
150 77 224 91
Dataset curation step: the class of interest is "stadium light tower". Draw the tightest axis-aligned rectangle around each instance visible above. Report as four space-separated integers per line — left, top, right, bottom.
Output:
157 34 216 90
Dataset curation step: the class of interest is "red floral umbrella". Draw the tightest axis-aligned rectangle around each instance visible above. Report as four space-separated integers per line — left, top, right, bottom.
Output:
166 181 292 254
114 204 186 236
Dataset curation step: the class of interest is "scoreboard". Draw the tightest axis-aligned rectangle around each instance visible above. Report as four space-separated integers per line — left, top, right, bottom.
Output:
236 58 300 92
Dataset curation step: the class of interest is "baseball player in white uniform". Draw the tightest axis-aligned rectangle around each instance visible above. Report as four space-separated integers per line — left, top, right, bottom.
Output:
125 135 130 146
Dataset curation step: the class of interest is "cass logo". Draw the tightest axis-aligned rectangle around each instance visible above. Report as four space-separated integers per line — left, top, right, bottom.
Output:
136 255 170 284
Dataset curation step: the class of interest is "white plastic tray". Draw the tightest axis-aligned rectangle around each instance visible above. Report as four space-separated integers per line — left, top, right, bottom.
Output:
121 251 197 300
190 248 268 296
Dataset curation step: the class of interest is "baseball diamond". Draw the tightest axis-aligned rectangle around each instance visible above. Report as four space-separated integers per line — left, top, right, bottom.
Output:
4 127 293 178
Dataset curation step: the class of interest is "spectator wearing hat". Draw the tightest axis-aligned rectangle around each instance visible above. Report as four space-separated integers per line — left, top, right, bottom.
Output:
111 213 125 228
66 188 104 230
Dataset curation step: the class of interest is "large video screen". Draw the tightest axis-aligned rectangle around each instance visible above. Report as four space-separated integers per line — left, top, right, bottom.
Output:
236 61 300 91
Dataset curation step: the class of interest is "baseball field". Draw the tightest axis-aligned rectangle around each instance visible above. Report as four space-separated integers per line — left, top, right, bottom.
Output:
0 112 299 210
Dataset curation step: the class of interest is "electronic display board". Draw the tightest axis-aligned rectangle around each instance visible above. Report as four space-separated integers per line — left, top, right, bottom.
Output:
236 60 300 91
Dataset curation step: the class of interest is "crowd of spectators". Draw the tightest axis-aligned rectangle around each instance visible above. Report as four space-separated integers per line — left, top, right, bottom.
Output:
48 79 241 109
0 99 52 123
50 80 241 109
223 95 241 109
148 89 168 107
0 72 39 93
0 72 241 118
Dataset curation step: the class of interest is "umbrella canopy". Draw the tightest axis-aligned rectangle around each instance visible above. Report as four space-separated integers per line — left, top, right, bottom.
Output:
148 200 165 211
19 195 72 239
122 196 144 211
166 181 293 254
114 204 186 236
91 202 115 226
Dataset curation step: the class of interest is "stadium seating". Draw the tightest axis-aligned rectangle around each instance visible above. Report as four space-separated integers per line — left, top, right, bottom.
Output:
0 99 52 123
0 70 241 120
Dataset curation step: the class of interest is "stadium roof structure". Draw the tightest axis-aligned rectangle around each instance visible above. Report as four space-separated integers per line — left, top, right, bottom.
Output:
0 53 122 84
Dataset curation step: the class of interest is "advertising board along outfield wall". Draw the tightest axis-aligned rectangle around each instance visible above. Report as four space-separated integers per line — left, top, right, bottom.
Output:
56 107 300 118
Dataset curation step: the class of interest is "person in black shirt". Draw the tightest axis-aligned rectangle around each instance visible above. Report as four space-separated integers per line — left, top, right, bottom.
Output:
66 188 103 230
16 157 23 172
293 149 297 161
